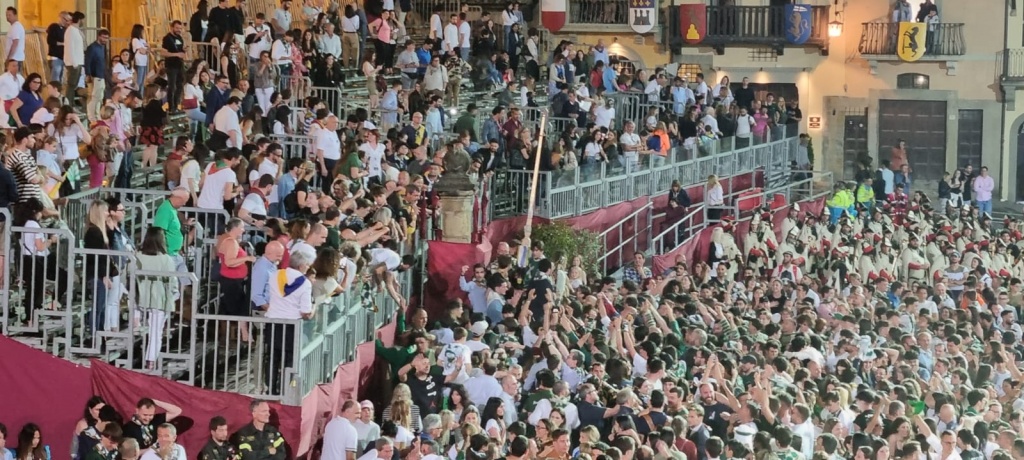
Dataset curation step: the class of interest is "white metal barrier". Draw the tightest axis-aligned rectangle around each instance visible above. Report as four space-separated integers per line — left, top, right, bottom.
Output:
491 133 797 220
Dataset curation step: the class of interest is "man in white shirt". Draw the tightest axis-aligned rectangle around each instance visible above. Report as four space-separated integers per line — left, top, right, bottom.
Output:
644 73 666 102
5 7 25 72
339 12 361 68
438 327 473 384
245 12 273 66
694 72 709 103
464 358 504 411
790 404 817 460
734 106 755 146
271 0 293 38
139 424 187 460
323 400 361 460
618 121 643 169
63 12 85 98
429 8 444 48
290 223 327 262
442 14 460 55
353 401 380 452
422 55 448 93
457 12 472 61
197 149 242 211
271 33 295 90
239 174 274 226
0 60 25 127
356 438 393 460
264 249 314 390
213 96 243 148
702 106 721 136
528 381 581 431
318 23 342 59
316 115 342 186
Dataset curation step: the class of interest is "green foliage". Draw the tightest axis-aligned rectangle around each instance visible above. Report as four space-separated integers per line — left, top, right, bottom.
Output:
531 221 604 279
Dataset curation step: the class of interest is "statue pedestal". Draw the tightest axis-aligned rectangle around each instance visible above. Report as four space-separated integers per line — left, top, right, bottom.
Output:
438 192 476 244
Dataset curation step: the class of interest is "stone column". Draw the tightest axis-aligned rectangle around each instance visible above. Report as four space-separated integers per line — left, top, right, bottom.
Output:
438 191 475 244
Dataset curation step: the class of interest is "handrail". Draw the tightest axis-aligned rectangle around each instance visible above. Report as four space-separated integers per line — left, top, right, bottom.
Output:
490 130 795 220
597 202 653 274
859 22 966 56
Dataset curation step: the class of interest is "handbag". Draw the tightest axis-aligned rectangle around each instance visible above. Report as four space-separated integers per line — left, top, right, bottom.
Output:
182 98 199 110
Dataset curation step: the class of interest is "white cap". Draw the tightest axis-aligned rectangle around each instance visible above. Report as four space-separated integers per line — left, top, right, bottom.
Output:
470 321 488 337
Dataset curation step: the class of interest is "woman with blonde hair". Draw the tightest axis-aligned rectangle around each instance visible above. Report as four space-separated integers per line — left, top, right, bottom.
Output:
382 383 423 432
705 174 724 221
83 200 117 339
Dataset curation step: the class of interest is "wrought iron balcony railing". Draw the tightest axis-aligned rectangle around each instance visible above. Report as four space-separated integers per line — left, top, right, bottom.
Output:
858 22 966 56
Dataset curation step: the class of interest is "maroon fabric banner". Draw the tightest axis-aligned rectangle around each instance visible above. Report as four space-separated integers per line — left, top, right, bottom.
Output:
90 361 301 459
0 336 93 460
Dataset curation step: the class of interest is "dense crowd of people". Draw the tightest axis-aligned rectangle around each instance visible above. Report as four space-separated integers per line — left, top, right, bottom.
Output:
17 3 1017 460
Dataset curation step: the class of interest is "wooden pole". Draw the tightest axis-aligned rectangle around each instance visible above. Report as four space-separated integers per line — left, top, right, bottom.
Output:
517 109 550 268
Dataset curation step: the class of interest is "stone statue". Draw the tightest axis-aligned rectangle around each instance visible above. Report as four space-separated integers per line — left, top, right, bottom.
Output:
435 145 476 195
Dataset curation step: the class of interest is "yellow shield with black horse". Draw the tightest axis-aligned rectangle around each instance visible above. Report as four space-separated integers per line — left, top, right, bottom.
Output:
897 22 926 62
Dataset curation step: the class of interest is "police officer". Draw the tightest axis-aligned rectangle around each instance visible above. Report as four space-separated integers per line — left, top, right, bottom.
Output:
232 400 286 460
200 416 237 460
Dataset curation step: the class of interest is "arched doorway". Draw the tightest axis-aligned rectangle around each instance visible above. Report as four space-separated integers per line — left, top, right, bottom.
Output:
605 43 645 72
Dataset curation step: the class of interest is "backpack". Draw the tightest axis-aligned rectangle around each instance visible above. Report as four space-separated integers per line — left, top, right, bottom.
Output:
283 189 300 215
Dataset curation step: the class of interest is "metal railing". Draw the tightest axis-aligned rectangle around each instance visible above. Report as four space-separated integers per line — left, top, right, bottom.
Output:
597 202 653 274
858 22 966 56
665 5 830 48
9 187 411 405
650 170 834 258
569 0 629 26
1007 49 1024 79
491 127 796 220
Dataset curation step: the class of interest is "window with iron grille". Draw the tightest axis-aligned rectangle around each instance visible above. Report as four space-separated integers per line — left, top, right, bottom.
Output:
896 73 930 89
611 55 636 75
748 48 778 62
675 63 702 80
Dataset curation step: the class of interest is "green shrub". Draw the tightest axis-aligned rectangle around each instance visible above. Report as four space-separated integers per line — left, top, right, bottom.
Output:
530 221 605 279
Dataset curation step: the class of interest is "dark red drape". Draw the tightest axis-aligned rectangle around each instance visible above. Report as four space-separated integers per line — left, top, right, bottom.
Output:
0 336 93 460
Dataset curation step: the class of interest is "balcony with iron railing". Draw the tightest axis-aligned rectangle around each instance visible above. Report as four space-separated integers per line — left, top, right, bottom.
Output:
858 22 966 58
666 5 830 54
563 0 637 32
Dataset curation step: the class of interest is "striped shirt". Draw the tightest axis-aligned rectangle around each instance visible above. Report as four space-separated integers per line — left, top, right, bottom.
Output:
3 148 41 202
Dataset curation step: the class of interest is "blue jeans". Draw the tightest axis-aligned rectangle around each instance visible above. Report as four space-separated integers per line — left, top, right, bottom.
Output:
977 200 992 214
186 107 206 138
49 58 64 85
135 65 148 87
278 64 293 92
85 277 107 335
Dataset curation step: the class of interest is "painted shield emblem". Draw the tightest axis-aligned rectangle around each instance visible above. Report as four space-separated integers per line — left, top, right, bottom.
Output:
541 0 567 33
897 21 926 61
629 0 657 34
784 4 812 44
679 4 706 45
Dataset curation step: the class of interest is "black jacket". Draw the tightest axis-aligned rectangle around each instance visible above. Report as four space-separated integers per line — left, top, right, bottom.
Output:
232 422 286 460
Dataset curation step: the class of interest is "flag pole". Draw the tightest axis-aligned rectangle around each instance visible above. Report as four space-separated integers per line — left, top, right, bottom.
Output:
518 109 550 267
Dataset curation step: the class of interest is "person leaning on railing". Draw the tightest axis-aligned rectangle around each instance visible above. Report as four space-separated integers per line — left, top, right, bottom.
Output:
264 247 315 391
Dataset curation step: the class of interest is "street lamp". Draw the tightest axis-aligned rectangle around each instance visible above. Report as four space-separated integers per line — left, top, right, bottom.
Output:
828 0 844 38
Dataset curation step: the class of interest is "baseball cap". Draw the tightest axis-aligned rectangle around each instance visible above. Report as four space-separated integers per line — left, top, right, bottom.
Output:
360 400 374 409
470 321 488 337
